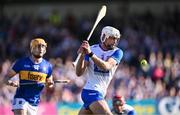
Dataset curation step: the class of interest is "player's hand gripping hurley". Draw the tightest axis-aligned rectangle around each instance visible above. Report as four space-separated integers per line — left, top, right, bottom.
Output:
73 5 107 67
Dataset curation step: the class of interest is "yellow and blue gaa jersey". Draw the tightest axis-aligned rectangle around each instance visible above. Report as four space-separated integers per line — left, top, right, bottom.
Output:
12 57 52 106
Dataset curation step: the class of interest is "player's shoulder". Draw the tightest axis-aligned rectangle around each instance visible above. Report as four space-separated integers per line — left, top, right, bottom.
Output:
90 44 99 48
114 46 123 52
114 47 123 56
19 56 29 61
14 56 29 63
42 58 52 67
112 47 123 56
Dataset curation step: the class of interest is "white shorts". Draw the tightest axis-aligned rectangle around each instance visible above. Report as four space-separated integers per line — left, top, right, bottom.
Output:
12 98 38 115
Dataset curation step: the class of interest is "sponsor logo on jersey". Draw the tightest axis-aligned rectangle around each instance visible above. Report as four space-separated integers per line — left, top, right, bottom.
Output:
33 65 40 70
19 71 47 82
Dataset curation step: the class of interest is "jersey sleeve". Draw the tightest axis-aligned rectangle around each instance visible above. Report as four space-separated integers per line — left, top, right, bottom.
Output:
47 63 53 78
111 49 123 64
12 59 22 73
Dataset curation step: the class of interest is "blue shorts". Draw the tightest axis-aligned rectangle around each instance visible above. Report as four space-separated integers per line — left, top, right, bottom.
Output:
81 89 104 109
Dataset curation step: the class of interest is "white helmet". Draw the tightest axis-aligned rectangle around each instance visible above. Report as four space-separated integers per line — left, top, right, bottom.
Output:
100 26 121 42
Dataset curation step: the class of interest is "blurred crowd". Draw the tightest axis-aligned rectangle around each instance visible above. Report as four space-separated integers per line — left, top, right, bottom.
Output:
0 6 180 106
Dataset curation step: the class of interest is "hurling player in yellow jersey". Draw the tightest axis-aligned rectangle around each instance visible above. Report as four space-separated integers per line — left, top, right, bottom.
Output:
4 38 54 115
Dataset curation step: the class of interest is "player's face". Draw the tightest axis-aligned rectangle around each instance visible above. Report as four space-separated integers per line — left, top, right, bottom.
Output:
31 44 46 58
114 105 123 113
113 102 123 113
104 36 118 50
113 99 124 113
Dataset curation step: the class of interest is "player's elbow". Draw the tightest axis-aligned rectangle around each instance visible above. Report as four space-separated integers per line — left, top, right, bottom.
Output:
76 71 83 77
103 65 111 71
101 63 112 71
76 73 83 77
76 67 86 77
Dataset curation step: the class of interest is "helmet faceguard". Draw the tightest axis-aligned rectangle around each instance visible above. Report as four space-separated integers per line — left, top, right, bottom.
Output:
100 26 121 43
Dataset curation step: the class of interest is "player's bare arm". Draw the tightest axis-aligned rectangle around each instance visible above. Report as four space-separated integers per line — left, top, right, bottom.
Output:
76 43 89 76
3 68 19 87
91 55 117 70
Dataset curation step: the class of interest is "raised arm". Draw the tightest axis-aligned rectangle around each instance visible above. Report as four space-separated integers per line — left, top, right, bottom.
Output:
75 43 89 76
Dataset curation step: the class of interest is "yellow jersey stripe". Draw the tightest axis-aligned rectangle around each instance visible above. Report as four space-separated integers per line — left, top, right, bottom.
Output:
19 71 47 83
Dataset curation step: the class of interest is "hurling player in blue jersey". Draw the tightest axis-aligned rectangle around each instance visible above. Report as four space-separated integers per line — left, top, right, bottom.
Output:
4 38 54 115
76 26 123 115
112 95 135 115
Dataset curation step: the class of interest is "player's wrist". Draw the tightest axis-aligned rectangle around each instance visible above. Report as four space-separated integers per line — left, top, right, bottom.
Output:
46 82 54 88
7 80 19 87
88 52 94 57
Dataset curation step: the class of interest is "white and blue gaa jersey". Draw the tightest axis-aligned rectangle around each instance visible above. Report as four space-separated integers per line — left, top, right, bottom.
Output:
83 44 123 97
123 104 135 115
